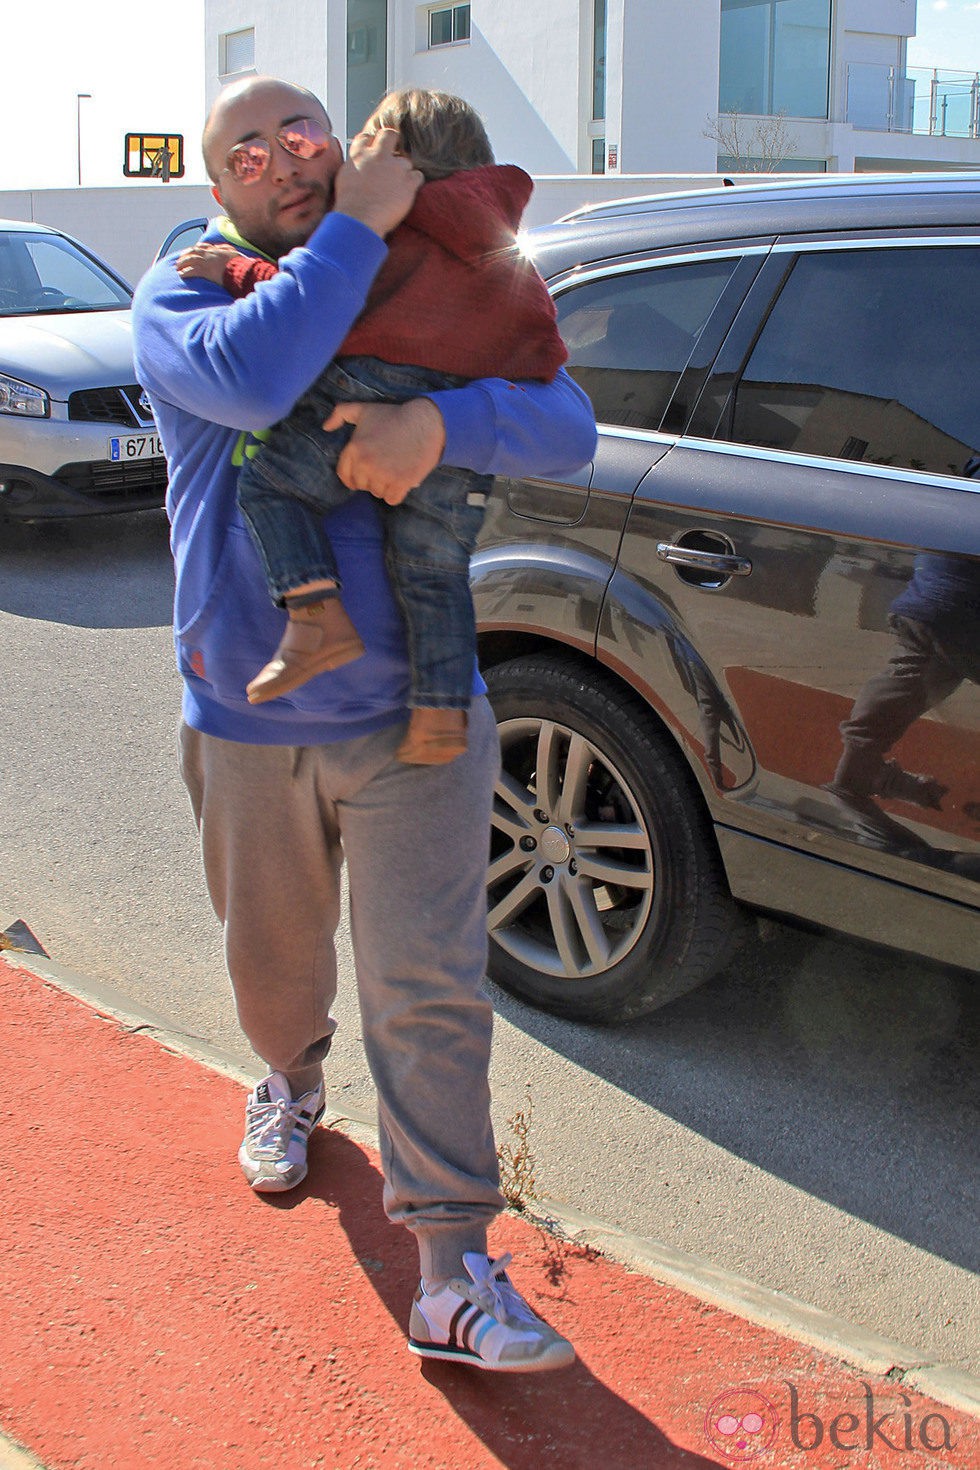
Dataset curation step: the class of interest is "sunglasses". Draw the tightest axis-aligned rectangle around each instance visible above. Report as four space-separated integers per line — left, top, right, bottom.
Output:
223 117 334 185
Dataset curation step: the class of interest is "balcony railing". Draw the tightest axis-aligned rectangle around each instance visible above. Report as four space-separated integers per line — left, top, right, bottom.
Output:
845 62 980 139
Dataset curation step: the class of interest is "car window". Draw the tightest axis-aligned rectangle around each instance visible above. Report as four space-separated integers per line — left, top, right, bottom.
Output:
156 220 208 260
729 244 980 480
556 258 740 431
24 238 128 305
0 231 130 315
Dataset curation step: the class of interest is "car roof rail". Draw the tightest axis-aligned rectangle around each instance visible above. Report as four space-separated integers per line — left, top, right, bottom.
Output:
556 171 980 223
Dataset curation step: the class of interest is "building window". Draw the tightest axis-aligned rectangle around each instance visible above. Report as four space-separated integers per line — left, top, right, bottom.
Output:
347 1 388 145
592 0 607 122
719 0 830 120
589 1 607 173
428 4 470 47
219 27 255 77
716 154 827 172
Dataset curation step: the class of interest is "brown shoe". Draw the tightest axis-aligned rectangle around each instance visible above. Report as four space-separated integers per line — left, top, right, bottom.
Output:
246 598 365 704
396 707 468 765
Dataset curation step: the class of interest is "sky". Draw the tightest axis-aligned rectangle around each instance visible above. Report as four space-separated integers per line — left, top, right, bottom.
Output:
906 0 980 70
0 1 976 193
0 2 207 192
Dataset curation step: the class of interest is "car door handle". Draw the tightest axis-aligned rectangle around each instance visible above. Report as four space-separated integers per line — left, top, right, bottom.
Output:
657 543 753 576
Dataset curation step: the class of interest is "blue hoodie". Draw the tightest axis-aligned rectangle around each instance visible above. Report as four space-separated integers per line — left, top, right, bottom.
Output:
132 209 596 745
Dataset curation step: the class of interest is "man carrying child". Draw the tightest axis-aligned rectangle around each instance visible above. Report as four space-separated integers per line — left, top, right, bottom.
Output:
133 74 596 1371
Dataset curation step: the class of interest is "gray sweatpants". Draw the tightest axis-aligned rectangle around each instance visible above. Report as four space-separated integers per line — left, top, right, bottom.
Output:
178 696 504 1282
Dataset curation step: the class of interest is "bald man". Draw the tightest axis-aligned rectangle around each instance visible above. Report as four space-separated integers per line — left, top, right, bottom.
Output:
133 76 595 1372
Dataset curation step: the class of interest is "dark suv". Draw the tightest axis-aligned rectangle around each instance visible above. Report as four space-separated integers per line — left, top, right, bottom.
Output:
474 174 979 1022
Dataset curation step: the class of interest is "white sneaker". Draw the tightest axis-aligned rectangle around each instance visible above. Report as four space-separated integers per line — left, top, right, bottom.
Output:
408 1252 575 1372
238 1072 325 1192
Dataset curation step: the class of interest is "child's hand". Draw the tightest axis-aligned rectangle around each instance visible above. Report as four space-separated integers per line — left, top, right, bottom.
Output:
335 129 422 239
176 242 240 283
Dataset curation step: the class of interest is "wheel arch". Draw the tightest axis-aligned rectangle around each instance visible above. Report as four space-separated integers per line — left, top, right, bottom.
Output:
478 630 730 819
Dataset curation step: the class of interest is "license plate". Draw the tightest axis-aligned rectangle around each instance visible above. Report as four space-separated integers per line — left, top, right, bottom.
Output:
109 433 164 462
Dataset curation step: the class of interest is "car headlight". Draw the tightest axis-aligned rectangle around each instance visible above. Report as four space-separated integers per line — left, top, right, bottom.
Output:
0 373 49 417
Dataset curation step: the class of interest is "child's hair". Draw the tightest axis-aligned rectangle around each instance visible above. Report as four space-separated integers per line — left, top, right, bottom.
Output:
363 88 494 181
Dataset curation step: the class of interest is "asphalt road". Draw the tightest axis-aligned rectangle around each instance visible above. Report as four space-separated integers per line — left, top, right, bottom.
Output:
2 508 978 1379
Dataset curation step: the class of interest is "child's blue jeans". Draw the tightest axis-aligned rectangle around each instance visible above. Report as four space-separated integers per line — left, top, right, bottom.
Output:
236 356 492 710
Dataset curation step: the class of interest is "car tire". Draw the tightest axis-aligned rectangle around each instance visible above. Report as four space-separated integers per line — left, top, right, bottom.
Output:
484 654 747 1022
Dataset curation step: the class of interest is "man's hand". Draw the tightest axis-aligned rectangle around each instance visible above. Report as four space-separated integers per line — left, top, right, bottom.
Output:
322 398 446 504
332 129 422 240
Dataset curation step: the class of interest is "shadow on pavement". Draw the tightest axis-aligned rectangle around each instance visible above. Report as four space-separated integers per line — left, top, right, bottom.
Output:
489 924 980 1277
270 1127 721 1469
0 509 173 628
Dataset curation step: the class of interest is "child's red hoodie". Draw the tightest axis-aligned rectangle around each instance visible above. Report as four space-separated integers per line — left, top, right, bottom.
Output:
223 163 567 382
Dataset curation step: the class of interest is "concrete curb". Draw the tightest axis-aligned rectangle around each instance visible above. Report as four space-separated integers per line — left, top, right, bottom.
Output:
525 1201 980 1419
3 924 978 1425
0 1434 45 1470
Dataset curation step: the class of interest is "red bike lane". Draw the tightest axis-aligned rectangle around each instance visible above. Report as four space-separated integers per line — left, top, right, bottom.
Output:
0 953 976 1469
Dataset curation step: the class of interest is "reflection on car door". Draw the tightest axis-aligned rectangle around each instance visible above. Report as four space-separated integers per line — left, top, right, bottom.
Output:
620 237 980 908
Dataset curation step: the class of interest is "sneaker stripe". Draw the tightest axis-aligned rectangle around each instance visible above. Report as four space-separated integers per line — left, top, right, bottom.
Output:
449 1302 488 1350
408 1255 575 1373
460 1306 489 1352
239 1075 324 1194
447 1301 473 1347
288 1104 325 1145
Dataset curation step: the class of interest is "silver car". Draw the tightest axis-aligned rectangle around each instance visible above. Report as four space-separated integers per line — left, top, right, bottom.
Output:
0 219 166 522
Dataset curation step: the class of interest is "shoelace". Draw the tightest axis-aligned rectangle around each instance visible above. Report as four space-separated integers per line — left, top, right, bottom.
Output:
244 1095 309 1158
465 1253 541 1327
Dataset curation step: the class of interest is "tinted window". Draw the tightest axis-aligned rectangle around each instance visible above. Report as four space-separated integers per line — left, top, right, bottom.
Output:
557 258 739 431
731 245 980 479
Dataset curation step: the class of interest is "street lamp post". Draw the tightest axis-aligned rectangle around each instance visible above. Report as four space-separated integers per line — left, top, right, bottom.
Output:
76 93 92 186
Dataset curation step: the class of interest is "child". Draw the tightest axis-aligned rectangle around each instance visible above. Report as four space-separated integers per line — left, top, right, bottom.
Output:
178 88 567 764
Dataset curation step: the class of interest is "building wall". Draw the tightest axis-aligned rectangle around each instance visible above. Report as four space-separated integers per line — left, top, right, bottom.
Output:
1 173 794 288
199 1 978 179
843 0 915 39
609 0 722 172
205 0 329 112
395 1 586 170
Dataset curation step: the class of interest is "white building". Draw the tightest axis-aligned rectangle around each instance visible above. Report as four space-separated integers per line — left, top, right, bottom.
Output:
2 1 977 285
205 0 980 175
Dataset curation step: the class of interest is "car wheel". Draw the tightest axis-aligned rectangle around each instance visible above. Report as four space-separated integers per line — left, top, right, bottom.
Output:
484 655 746 1022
